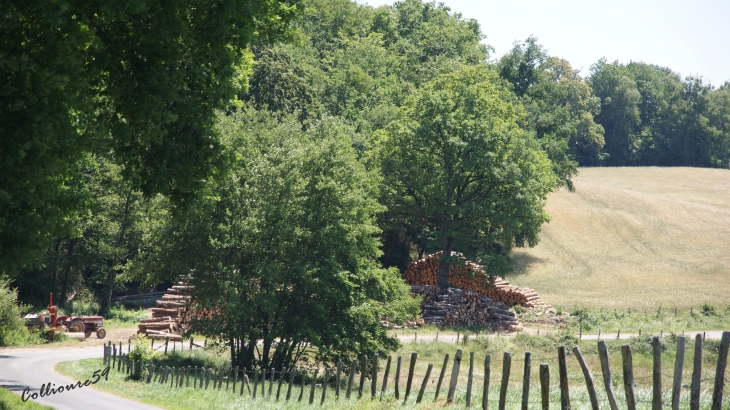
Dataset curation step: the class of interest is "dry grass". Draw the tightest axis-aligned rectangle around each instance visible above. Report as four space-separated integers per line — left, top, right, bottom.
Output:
509 167 730 309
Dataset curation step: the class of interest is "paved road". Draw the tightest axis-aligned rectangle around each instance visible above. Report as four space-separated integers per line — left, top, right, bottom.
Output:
0 346 161 410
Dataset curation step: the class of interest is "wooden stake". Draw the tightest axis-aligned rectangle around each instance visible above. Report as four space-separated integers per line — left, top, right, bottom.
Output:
394 357 401 399
371 353 378 399
691 334 703 410
483 355 491 410
521 352 531 410
321 369 328 404
435 354 449 401
498 351 511 410
573 346 599 410
540 364 549 410
598 340 620 410
416 363 433 404
622 345 636 410
346 360 357 399
381 356 391 398
652 336 662 410
358 355 368 399
671 337 685 410
404 352 417 403
309 369 318 405
558 346 570 410
448 349 464 404
711 332 730 410
336 361 342 399
298 370 306 402
466 351 475 407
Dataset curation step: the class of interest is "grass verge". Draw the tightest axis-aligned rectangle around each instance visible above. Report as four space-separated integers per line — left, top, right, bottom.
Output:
0 387 54 410
56 333 729 409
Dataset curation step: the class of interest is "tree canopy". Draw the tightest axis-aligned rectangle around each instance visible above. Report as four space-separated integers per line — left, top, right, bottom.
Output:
374 66 557 287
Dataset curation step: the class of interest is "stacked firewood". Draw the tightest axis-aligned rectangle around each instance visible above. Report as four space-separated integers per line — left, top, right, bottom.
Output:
403 252 547 309
136 281 192 341
410 286 520 329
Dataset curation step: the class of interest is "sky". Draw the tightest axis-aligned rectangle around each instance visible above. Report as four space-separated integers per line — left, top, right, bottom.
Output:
356 0 730 87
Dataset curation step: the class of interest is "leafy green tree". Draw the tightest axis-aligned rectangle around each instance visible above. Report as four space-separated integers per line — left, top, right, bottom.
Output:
374 66 557 288
148 110 418 371
499 37 604 183
1 0 301 277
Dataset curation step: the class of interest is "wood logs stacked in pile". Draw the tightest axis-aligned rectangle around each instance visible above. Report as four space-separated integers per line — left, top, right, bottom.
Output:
410 286 520 329
403 252 547 309
137 281 192 341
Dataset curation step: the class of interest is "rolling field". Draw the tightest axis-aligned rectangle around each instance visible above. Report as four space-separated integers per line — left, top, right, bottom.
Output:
509 167 730 309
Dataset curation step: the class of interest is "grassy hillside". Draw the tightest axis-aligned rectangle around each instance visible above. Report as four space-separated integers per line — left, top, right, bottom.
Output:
509 167 730 309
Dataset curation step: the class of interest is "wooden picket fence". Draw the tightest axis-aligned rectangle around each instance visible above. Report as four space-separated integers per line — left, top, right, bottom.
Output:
102 332 730 409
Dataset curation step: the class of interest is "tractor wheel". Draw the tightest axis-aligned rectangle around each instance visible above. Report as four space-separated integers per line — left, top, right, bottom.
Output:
96 328 107 339
68 319 84 333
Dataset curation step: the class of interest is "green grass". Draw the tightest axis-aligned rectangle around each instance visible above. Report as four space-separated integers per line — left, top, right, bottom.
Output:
56 334 730 409
103 306 151 330
508 167 730 309
0 387 54 410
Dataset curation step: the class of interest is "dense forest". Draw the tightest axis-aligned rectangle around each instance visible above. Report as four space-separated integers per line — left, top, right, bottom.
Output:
1 0 729 366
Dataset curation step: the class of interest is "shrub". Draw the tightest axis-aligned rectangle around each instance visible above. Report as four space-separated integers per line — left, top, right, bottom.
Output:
128 334 156 380
700 302 716 316
0 277 42 346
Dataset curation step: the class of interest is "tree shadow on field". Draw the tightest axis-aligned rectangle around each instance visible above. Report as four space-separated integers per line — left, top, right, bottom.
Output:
507 252 547 278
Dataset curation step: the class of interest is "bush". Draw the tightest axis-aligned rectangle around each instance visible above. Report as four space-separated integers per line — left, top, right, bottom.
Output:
104 305 149 323
0 277 43 346
128 334 156 380
700 302 716 316
65 287 100 316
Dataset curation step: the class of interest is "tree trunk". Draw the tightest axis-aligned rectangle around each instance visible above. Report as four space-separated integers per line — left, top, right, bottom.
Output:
59 239 77 304
438 238 452 289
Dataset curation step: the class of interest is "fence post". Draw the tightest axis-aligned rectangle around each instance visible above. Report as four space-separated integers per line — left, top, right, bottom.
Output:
448 349 464 404
483 354 491 410
233 366 238 393
416 363 433 404
540 364 549 410
394 357 401 399
336 361 342 399
371 353 378 399
358 355 368 399
671 336 685 410
573 346 599 410
652 336 662 410
521 352 531 410
298 370 306 402
253 368 258 398
466 351 475 407
269 367 275 398
346 360 357 399
321 368 329 404
622 344 637 410
711 332 730 410
381 356 391 398
435 353 449 401
285 368 294 400
147 364 155 384
690 334 703 410
558 346 570 410
164 337 168 354
309 369 319 405
404 352 417 403
498 351 511 410
598 340 620 410
277 368 285 400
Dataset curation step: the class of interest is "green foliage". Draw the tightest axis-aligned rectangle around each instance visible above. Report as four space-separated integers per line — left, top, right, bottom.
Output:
498 37 604 186
0 0 302 277
0 277 43 346
0 387 55 410
145 109 418 372
589 60 730 167
128 334 156 380
699 302 716 316
104 306 150 324
375 65 557 284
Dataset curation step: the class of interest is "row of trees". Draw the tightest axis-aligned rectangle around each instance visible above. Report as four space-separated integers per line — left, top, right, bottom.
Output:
2 0 729 368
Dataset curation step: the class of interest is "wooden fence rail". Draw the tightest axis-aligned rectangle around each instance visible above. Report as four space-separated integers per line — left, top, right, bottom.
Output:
102 331 730 408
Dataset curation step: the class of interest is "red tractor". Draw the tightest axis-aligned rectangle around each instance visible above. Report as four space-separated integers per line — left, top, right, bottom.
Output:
25 294 107 339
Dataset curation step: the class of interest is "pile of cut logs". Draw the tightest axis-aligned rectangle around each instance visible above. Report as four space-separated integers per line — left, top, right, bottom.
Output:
403 252 547 308
136 281 192 341
411 285 520 330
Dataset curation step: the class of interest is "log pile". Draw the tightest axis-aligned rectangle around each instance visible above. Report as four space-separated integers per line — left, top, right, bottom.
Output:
403 252 548 309
410 286 520 329
136 282 192 340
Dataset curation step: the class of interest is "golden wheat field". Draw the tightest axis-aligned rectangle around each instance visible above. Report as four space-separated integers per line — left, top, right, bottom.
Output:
509 167 730 309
